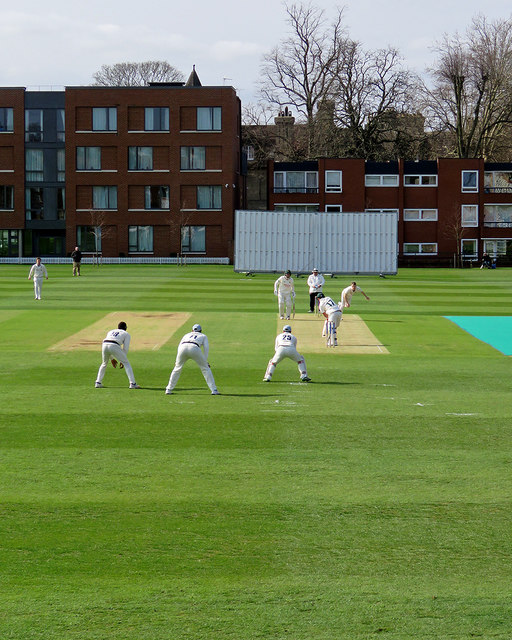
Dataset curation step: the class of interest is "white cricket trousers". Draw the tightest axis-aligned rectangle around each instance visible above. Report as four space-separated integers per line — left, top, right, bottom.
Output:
33 277 43 300
278 293 293 318
265 345 307 380
166 343 217 393
96 343 136 385
323 310 342 335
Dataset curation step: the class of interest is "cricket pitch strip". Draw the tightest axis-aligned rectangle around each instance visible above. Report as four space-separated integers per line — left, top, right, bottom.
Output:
278 314 389 354
48 312 191 352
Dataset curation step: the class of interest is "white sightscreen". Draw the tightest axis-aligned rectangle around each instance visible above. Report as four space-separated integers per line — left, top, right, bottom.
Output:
234 210 398 274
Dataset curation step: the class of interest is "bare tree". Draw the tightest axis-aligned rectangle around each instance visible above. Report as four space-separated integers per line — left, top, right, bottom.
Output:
333 43 419 159
259 3 346 158
93 61 184 86
88 210 114 265
421 15 512 159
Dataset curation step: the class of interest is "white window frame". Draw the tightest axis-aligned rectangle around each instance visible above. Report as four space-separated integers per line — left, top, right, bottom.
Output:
461 239 478 258
273 171 318 194
462 170 478 193
403 242 438 255
365 174 399 187
461 204 478 227
325 205 342 212
403 209 438 221
325 170 342 193
404 175 438 187
365 208 399 214
244 145 254 161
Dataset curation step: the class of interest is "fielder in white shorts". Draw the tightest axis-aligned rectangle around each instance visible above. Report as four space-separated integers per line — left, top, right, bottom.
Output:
340 281 370 317
274 270 295 319
28 257 48 300
316 292 342 346
165 324 219 395
263 325 311 382
95 321 140 389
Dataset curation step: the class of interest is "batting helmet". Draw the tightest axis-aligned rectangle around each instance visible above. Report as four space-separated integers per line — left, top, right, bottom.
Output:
316 292 325 299
192 324 202 332
283 325 292 333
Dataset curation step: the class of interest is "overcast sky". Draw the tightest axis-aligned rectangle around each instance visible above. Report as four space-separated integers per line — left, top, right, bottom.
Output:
1 0 511 106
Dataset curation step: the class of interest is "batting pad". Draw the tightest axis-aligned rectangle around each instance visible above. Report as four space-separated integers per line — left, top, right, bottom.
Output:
48 312 192 352
277 314 388 354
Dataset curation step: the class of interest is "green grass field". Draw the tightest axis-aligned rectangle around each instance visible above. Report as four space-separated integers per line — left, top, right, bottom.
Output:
1 264 512 639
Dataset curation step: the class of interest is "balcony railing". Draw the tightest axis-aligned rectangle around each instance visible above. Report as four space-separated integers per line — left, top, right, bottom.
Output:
484 187 512 193
273 187 319 194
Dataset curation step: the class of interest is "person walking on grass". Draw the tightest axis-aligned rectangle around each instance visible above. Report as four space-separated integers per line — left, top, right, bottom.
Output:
28 257 48 300
340 281 370 318
165 324 219 395
274 270 295 319
263 325 311 383
71 246 82 276
95 321 140 389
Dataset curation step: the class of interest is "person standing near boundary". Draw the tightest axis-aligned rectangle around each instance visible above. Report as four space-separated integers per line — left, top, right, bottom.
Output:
28 257 48 300
274 270 295 320
316 292 342 346
307 268 325 313
165 324 220 395
339 281 370 318
95 321 141 389
71 246 82 276
263 324 311 382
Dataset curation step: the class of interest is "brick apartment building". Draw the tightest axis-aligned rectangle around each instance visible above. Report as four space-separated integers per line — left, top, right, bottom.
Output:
267 158 512 265
0 70 242 260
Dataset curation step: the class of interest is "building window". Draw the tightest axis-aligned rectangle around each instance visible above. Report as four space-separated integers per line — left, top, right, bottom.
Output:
93 186 117 209
57 187 65 220
0 108 13 132
403 209 438 221
128 147 153 171
365 209 399 214
244 145 254 161
25 109 43 142
129 225 153 252
181 225 206 253
0 229 19 256
484 171 512 193
77 147 101 171
483 239 512 256
0 185 14 209
145 107 169 131
197 185 221 210
181 146 206 170
365 174 399 186
26 149 44 181
145 186 169 209
77 225 101 252
25 187 44 220
92 107 117 131
462 170 478 192
484 204 512 227
325 171 342 193
274 204 319 212
404 175 437 186
325 205 342 212
56 109 65 142
57 148 65 182
197 107 221 131
462 204 478 227
274 171 318 194
461 239 477 257
403 243 438 255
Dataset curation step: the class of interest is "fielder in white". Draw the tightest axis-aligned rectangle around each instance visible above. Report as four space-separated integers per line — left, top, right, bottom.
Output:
307 268 325 312
165 324 220 395
316 292 342 346
263 325 311 382
340 281 370 317
274 270 295 319
95 321 141 389
28 257 48 300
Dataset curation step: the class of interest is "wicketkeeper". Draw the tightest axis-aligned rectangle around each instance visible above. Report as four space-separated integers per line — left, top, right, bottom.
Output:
95 321 140 389
263 325 311 382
